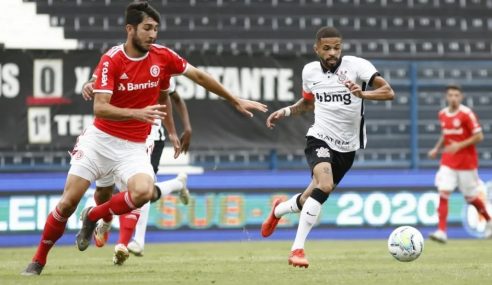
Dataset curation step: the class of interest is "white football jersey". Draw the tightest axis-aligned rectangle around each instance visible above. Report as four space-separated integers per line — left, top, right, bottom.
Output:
147 77 177 142
303 56 378 152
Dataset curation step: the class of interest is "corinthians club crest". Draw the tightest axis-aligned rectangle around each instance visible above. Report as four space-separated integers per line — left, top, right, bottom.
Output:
336 69 348 84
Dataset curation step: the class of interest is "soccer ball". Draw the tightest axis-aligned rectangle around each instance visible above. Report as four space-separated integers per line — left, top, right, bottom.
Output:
387 226 424 262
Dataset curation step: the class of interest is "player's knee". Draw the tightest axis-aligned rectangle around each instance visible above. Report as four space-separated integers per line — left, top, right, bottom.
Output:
129 184 154 206
95 186 113 202
317 182 335 194
57 199 77 217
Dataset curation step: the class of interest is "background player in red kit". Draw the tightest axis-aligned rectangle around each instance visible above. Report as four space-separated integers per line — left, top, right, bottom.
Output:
428 84 492 243
22 1 266 275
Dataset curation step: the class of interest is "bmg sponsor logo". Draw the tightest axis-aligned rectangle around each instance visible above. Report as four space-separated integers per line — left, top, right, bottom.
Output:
316 92 352 105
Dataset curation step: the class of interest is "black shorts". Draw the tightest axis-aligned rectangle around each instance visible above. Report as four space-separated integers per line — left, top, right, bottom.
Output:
150 140 165 174
304 136 355 185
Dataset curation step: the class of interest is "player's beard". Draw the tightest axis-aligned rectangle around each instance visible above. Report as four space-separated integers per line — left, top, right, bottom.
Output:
132 34 151 54
319 55 340 71
324 57 340 70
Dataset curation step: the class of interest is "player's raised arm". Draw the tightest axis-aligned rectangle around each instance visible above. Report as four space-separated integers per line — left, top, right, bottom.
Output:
183 65 267 117
345 76 395 101
266 98 314 129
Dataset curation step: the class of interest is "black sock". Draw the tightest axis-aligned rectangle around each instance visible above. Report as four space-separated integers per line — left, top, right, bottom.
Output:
150 185 162 203
296 194 303 210
310 188 329 205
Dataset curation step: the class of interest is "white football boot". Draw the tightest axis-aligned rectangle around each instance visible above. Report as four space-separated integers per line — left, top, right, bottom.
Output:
429 230 447 243
113 243 130 265
484 220 492 238
177 172 190 205
127 240 144 257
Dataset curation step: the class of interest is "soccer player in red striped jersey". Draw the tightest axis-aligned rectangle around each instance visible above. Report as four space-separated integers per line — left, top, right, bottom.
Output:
22 1 266 276
428 84 492 243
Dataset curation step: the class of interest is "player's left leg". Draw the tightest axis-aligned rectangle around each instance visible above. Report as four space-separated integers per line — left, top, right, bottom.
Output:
155 173 190 205
288 137 355 268
126 174 190 256
459 169 492 237
93 182 115 247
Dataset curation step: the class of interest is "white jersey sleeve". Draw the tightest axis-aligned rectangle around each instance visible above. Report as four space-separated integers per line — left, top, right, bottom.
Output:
302 65 312 93
301 63 316 100
355 57 378 86
169 77 176 93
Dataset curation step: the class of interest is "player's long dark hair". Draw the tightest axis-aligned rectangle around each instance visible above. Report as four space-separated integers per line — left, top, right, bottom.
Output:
126 1 161 26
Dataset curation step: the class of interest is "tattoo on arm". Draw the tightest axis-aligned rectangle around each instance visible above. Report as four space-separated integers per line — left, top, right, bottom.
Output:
290 98 314 115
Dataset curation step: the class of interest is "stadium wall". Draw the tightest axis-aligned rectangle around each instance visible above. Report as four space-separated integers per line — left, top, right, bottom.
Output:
1 170 492 247
2 49 492 171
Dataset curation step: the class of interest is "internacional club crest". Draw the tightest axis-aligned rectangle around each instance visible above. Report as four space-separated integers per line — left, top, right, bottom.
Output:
453 118 461 128
150 65 160 77
316 147 331 158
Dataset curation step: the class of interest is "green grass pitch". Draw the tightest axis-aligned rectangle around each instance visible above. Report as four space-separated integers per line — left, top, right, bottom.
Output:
1 240 492 285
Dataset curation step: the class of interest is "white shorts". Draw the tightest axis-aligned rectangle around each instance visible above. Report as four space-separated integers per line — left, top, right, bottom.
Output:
434 165 483 197
68 125 155 190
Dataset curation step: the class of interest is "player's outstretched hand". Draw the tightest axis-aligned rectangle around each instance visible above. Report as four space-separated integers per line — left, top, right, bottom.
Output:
344 80 364 99
266 108 287 129
234 99 268 117
132 104 167 125
82 82 94 101
179 129 192 154
427 148 438 159
168 133 181 159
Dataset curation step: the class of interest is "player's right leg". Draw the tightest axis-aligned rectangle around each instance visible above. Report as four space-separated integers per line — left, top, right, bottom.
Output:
289 162 333 268
429 191 450 243
22 174 91 275
429 166 457 243
261 180 315 238
78 139 155 251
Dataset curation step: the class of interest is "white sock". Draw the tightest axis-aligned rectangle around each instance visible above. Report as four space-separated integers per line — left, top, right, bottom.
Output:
274 193 301 218
155 178 183 196
133 201 150 248
291 197 321 251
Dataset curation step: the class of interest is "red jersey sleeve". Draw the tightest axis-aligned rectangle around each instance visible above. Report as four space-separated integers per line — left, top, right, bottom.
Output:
93 55 116 94
160 75 171 91
92 61 101 78
464 110 482 134
165 49 188 75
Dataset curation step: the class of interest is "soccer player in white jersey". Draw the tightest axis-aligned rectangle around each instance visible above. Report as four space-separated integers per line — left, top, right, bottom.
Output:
428 85 492 243
262 27 395 268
